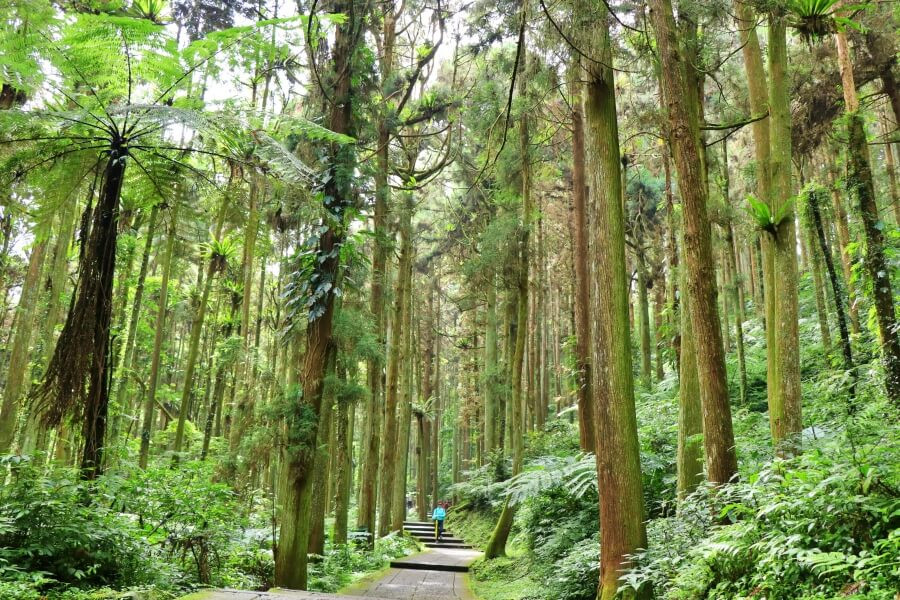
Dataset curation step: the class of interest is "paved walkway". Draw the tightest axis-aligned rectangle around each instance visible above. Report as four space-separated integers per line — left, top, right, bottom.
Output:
345 547 481 599
191 522 481 600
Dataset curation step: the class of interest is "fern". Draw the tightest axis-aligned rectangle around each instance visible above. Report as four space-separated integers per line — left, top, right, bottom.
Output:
786 0 871 41
504 454 597 506
745 193 795 237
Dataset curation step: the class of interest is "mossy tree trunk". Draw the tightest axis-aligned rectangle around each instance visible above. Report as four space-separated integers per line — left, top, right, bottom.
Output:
484 12 530 558
172 200 228 456
767 14 803 451
392 217 415 531
676 248 703 500
570 49 595 452
140 206 178 469
333 392 354 545
0 236 48 451
308 348 337 555
733 0 778 415
274 0 357 585
835 30 900 402
379 193 413 536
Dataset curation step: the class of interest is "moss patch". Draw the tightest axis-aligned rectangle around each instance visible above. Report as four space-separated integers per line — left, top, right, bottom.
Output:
468 555 543 600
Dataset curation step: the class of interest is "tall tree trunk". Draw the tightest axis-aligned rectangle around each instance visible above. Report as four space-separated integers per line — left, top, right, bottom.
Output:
0 237 48 451
636 249 652 388
30 150 127 478
806 188 854 386
827 156 860 334
392 223 415 531
73 153 127 478
722 142 747 406
379 195 412 536
140 206 177 469
768 14 803 450
484 279 498 454
676 250 703 500
25 198 80 455
172 200 228 456
230 176 261 457
109 204 159 450
651 0 738 484
835 30 900 402
274 0 357 583
653 272 666 382
358 1 395 538
333 394 354 545
415 412 428 521
308 348 337 555
569 52 595 451
806 219 832 352
485 16 530 557
431 273 442 509
733 0 778 418
583 19 649 600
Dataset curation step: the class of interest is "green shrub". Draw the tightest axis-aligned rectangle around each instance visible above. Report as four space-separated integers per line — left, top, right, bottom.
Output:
543 534 600 600
107 459 245 586
0 455 156 590
622 437 900 599
308 531 419 593
519 488 597 565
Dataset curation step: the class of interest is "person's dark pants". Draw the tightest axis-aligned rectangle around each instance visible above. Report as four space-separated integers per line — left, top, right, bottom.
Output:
434 519 444 540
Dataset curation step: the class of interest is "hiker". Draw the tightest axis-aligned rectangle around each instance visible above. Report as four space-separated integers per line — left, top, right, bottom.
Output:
432 501 447 541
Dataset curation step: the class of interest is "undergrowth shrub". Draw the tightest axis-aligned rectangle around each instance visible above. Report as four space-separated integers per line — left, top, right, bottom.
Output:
519 487 597 565
108 459 245 587
544 534 600 600
623 436 900 599
0 455 156 591
307 532 419 592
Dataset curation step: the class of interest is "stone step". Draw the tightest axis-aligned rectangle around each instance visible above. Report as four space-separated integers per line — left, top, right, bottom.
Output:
406 533 464 544
388 560 470 573
424 542 473 549
403 525 458 534
406 531 461 540
403 524 456 533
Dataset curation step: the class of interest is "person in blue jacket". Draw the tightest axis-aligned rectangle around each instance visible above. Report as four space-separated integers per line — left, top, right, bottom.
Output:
432 502 447 541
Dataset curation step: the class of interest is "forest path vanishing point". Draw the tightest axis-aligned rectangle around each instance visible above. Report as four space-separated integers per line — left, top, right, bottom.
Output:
189 521 481 600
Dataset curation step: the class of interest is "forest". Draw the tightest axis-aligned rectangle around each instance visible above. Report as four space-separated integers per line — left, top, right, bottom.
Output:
0 0 898 599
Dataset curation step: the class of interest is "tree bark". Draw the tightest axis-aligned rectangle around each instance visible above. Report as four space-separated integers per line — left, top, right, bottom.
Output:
379 194 413 536
570 52 595 451
733 0 778 416
581 8 648 599
651 0 738 484
0 237 48 451
676 252 703 500
806 188 854 385
308 348 336 555
768 15 803 451
358 1 395 539
274 0 357 584
333 394 354 545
